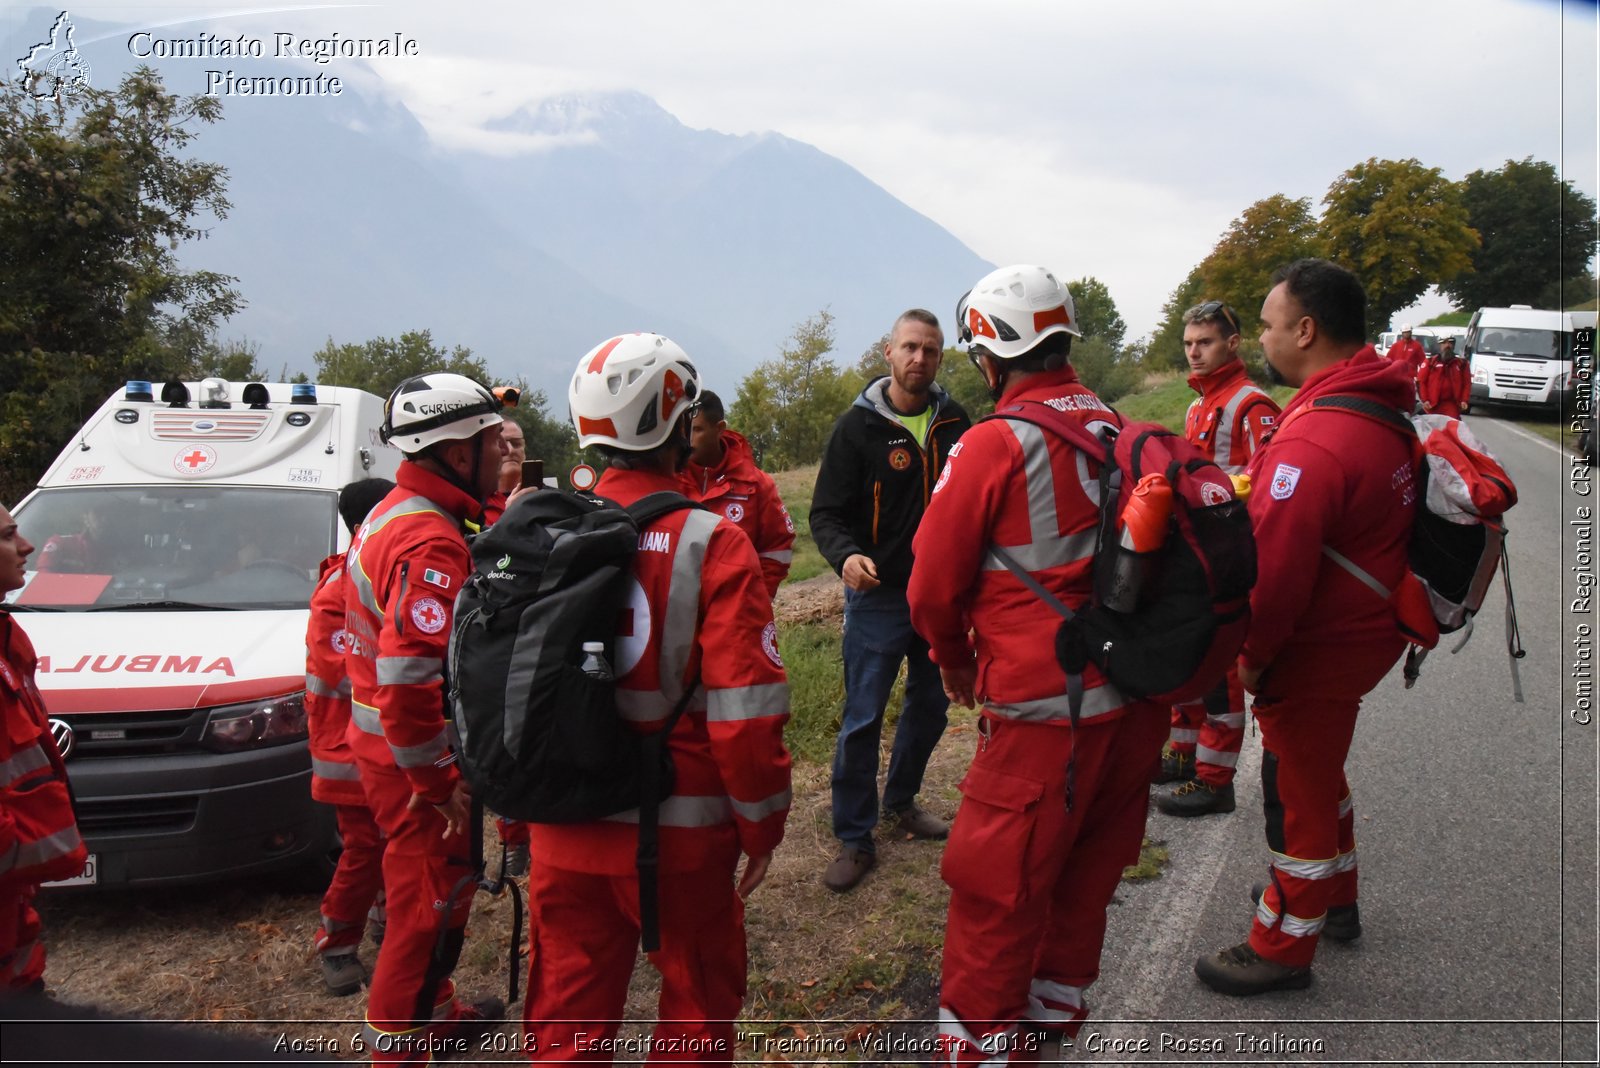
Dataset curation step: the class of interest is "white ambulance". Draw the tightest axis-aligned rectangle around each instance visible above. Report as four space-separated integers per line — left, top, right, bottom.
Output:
5 378 398 887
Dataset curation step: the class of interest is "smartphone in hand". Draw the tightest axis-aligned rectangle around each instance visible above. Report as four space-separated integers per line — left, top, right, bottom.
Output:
521 459 543 489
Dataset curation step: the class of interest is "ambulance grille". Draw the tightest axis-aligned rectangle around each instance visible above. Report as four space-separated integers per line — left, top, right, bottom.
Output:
150 410 272 442
56 708 205 757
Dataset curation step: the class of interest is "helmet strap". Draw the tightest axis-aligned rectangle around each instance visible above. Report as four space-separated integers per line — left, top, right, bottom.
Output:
421 436 487 506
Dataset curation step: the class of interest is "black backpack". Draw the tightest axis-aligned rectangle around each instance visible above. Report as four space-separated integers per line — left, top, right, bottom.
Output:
447 487 700 951
984 401 1256 808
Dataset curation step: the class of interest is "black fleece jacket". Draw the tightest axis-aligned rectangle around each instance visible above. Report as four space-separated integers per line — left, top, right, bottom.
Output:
808 377 970 590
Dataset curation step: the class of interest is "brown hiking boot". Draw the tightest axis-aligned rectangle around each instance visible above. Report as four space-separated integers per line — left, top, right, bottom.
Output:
823 847 876 893
1156 779 1235 816
887 803 949 840
1154 746 1195 785
1194 942 1311 996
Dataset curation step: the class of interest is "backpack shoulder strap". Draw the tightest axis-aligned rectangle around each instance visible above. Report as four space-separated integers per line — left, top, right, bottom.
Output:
1301 394 1416 439
988 398 1122 460
625 491 703 529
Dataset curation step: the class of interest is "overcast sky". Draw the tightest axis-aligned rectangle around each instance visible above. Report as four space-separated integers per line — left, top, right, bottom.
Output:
34 0 1600 339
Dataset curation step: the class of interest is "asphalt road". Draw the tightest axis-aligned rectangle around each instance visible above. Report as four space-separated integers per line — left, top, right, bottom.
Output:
1062 414 1598 1065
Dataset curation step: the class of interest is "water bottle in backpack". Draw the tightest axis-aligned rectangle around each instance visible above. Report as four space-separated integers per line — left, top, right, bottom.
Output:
580 642 613 682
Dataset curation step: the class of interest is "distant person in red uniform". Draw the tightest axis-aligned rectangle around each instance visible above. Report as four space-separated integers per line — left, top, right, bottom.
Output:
1386 323 1425 375
1156 301 1280 817
910 265 1168 1060
683 390 796 600
305 477 395 996
345 373 507 1060
1417 336 1471 418
524 333 792 1062
0 505 87 994
1196 259 1417 996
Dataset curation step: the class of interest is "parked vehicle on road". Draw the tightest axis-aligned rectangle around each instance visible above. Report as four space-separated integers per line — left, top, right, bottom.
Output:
1467 306 1598 412
5 378 398 888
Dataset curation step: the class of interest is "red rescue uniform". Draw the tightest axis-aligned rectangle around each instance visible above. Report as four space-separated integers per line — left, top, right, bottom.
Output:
909 367 1167 1062
1241 348 1416 968
0 611 86 992
524 466 792 1064
343 462 482 1060
683 429 796 600
1387 336 1425 376
305 554 386 957
1416 354 1470 419
1172 362 1281 786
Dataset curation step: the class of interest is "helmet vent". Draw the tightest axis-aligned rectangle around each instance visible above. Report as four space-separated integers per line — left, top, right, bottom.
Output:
991 314 1021 342
626 368 642 386
605 374 623 395
635 397 659 437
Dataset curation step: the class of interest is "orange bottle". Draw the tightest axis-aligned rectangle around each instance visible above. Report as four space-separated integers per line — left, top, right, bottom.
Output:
1104 472 1172 613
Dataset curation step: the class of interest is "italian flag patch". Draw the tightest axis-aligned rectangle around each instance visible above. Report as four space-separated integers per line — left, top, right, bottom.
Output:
421 568 451 590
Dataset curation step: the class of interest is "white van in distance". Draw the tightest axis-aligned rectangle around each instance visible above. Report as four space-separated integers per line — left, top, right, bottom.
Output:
1467 305 1599 410
5 378 398 887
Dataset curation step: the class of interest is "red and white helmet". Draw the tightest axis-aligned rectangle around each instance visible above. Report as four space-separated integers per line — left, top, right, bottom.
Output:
380 372 502 452
568 333 701 451
956 264 1082 361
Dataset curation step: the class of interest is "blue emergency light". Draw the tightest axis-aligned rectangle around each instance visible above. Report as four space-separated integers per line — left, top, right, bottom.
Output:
291 383 318 404
124 380 154 402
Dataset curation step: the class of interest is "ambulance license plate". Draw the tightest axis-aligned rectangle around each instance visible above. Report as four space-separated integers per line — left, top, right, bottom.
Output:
44 853 98 887
1502 392 1530 402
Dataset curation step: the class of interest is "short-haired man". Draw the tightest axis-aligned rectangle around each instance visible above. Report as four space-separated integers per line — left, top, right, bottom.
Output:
1196 259 1418 996
345 373 507 1058
909 265 1169 1056
684 390 796 600
305 477 395 996
1155 301 1281 817
1417 336 1471 418
481 415 525 525
1387 323 1425 375
525 333 791 1059
810 308 970 892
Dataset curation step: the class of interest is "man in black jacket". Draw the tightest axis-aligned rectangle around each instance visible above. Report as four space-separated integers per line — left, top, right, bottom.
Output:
809 308 971 892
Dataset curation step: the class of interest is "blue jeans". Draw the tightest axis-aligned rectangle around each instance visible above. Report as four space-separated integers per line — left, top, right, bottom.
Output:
831 584 949 852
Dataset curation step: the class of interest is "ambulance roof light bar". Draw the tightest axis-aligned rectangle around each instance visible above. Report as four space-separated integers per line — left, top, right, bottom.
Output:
240 383 270 409
160 380 190 407
124 380 154 402
198 377 231 409
291 383 318 404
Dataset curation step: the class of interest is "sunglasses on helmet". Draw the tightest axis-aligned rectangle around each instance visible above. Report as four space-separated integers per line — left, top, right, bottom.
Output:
1187 300 1240 335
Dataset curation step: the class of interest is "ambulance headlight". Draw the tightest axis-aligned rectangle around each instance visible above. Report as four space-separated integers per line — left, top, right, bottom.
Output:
201 692 309 752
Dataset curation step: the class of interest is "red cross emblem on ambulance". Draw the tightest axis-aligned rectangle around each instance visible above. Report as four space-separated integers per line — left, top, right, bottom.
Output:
173 445 217 475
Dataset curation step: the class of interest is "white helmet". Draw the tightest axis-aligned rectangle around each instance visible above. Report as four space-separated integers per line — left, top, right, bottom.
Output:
956 264 1082 361
569 333 701 451
380 372 502 452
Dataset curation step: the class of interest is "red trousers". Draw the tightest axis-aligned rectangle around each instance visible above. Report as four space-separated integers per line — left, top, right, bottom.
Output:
937 704 1167 1066
314 803 387 954
357 760 476 1065
1249 694 1360 968
495 817 529 847
0 890 45 991
522 858 746 1064
1168 668 1245 786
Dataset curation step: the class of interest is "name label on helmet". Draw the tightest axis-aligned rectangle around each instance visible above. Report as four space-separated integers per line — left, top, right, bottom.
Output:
416 401 475 416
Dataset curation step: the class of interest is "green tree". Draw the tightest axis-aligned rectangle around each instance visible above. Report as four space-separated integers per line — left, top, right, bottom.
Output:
729 310 857 470
937 347 993 420
1198 194 1323 336
0 66 242 503
1441 158 1599 311
1321 157 1479 335
312 329 493 395
1069 277 1127 350
1069 336 1141 403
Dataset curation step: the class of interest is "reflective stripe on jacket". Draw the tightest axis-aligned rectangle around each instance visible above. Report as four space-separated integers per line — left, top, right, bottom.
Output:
1184 361 1280 475
908 367 1135 725
0 613 85 887
305 554 366 805
342 462 478 803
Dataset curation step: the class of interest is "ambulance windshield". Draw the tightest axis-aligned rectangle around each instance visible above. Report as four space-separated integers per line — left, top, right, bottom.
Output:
7 487 338 611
